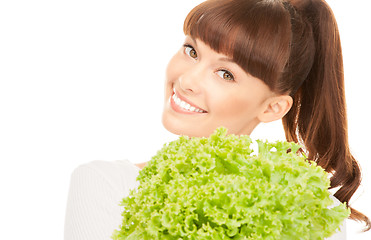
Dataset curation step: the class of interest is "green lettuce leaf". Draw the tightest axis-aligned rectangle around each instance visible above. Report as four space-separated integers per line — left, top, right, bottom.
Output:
112 127 349 240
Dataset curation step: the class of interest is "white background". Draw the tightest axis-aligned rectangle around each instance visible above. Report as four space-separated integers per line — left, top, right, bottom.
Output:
0 0 370 239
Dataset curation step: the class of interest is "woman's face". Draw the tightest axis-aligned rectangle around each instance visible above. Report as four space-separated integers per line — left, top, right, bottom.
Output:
162 36 274 137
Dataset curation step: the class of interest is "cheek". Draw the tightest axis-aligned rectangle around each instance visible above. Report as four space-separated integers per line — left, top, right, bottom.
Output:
166 53 182 83
210 90 258 118
165 61 174 84
210 78 271 122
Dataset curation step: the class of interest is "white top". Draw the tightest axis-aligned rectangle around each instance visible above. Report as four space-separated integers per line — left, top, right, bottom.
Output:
64 160 347 240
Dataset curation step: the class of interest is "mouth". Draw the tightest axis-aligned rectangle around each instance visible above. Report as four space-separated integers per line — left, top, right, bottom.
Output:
170 89 207 114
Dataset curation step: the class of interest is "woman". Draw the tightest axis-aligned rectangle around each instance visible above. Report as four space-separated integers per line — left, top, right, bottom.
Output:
64 0 370 239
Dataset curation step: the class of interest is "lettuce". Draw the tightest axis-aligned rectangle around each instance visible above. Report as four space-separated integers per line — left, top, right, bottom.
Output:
112 127 349 239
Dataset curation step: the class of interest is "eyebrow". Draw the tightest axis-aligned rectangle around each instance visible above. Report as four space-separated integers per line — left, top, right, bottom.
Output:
218 57 235 63
187 36 198 47
187 36 235 63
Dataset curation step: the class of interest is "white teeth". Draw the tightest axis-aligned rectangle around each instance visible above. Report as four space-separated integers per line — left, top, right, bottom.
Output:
180 101 186 108
172 93 205 113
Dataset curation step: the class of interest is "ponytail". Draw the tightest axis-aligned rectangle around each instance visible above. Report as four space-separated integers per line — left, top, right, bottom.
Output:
282 0 370 230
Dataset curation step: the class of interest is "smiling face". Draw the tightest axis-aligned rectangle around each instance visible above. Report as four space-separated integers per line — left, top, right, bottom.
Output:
162 36 276 138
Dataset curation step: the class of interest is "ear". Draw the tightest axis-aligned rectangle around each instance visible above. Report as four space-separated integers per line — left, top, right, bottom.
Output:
258 95 293 123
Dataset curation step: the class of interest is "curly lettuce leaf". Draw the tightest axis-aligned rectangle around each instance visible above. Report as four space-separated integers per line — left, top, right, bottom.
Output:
112 127 350 240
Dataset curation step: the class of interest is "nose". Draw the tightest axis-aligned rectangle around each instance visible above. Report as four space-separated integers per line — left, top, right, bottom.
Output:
178 64 205 94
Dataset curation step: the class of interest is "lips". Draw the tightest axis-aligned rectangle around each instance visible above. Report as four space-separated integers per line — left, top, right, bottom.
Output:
170 89 207 114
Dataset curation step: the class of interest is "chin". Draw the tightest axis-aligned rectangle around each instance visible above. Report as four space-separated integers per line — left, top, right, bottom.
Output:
162 114 190 136
161 113 208 138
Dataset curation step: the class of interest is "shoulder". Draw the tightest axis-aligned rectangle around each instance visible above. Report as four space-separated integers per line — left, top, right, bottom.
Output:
64 160 142 240
70 160 141 194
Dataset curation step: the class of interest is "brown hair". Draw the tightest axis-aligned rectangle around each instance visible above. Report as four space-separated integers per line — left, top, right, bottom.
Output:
184 0 370 230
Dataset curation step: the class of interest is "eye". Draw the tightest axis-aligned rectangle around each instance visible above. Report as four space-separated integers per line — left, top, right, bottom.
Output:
216 69 235 81
184 44 198 59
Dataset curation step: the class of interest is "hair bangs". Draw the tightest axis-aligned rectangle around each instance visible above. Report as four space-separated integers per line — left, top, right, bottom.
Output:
183 0 292 92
